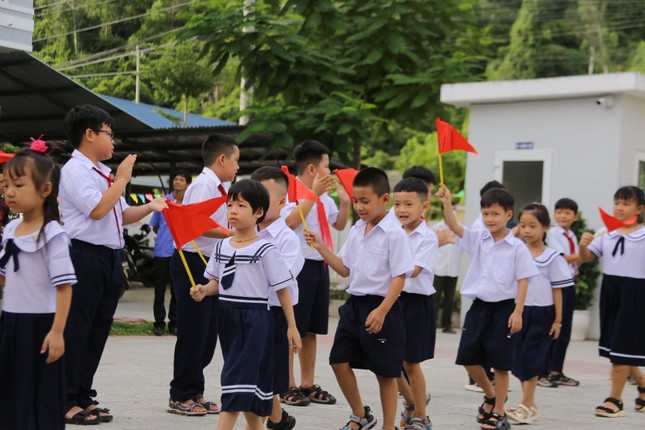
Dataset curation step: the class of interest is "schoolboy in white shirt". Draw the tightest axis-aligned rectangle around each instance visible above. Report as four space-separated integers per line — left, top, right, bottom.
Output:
542 197 581 388
281 140 350 406
393 177 438 430
168 134 239 416
306 167 413 430
251 166 304 429
60 104 167 424
436 185 538 430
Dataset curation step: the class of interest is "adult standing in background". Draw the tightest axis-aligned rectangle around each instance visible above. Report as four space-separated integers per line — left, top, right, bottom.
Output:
150 171 191 336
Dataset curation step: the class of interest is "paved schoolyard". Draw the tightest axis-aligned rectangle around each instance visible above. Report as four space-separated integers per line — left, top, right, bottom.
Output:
94 286 644 429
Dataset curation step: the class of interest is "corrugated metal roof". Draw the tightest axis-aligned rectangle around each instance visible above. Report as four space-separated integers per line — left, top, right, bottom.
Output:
99 95 236 129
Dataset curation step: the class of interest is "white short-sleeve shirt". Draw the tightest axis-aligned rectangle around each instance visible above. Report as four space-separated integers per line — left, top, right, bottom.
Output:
258 217 304 307
545 225 579 277
431 219 462 277
403 222 438 295
59 149 130 249
588 226 645 278
472 213 485 231
181 167 228 256
457 227 539 302
338 212 414 297
283 183 339 260
525 248 575 307
204 238 293 306
0 220 77 313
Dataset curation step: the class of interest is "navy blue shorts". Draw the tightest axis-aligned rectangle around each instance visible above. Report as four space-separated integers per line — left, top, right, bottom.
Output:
399 292 435 363
456 299 518 371
271 307 289 394
294 259 330 337
511 305 554 381
329 295 405 378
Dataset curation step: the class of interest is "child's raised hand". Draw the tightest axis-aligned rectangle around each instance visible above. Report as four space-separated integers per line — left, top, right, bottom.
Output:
312 173 334 197
434 184 451 206
336 181 351 204
148 197 169 212
115 154 137 184
190 284 206 302
579 232 594 247
303 229 323 249
365 308 386 334
41 330 64 364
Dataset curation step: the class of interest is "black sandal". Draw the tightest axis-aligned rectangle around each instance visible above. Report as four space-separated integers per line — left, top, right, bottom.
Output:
595 397 626 418
87 407 113 423
279 387 311 407
477 395 495 423
480 412 510 430
65 410 100 426
301 384 337 405
636 386 645 412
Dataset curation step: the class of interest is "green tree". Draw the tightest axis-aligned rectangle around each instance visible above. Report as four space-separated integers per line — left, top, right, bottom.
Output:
179 0 486 165
143 44 214 126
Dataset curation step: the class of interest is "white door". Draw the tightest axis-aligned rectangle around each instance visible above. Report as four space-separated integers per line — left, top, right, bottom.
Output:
493 150 553 221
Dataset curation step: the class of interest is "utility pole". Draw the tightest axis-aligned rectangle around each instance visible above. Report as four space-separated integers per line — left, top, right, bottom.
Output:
239 0 255 125
135 45 140 103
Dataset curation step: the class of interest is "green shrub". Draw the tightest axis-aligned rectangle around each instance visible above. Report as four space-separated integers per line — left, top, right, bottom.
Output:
570 211 601 310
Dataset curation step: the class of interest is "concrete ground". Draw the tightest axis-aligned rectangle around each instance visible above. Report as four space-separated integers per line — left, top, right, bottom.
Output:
91 285 644 429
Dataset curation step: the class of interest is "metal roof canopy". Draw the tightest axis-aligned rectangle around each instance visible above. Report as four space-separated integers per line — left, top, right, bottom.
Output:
0 51 293 176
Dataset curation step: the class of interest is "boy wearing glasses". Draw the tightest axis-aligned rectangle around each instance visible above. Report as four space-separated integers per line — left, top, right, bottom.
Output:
59 104 167 425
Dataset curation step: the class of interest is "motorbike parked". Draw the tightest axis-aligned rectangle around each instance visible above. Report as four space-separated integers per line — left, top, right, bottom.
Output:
122 224 155 291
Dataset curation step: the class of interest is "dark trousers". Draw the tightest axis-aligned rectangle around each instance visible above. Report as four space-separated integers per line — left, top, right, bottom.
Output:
169 250 218 401
65 240 123 410
548 285 576 373
153 256 176 330
433 275 458 329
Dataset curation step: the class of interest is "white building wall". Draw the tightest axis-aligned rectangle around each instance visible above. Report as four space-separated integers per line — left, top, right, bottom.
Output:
0 1 34 52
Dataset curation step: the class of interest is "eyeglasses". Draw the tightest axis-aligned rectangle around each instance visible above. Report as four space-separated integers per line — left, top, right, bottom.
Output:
96 129 115 139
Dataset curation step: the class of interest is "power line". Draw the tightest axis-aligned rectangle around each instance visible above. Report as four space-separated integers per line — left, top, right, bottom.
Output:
33 0 200 42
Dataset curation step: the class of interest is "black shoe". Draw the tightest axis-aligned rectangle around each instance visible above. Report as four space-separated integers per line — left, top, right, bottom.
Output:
153 327 164 336
267 409 296 430
168 325 177 336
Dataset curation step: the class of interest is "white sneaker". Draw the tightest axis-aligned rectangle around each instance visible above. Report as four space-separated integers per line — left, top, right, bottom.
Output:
465 383 484 393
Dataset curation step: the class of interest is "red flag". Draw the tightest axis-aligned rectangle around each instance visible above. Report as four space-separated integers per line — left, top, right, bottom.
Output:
436 118 478 154
334 168 359 201
599 207 638 232
163 197 228 248
280 166 316 203
0 151 15 164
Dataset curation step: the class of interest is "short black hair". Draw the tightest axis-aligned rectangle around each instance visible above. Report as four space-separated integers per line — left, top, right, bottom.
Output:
228 179 270 224
63 104 114 149
172 170 192 186
202 134 238 166
614 186 645 222
393 177 428 200
353 167 390 196
554 197 578 214
402 166 436 186
479 180 505 197
250 166 289 190
481 188 514 212
293 140 330 175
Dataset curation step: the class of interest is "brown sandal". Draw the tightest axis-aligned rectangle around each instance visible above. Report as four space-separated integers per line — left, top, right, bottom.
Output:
279 387 311 406
300 384 337 405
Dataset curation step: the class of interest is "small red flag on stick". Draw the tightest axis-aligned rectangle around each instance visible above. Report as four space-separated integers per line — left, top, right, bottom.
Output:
435 118 477 185
333 168 359 201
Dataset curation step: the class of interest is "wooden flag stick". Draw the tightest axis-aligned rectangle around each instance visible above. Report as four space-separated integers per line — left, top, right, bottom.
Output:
298 204 315 250
438 152 445 186
191 240 209 266
178 248 196 288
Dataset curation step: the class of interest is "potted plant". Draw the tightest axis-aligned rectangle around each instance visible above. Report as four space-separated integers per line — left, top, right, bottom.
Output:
570 211 602 340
